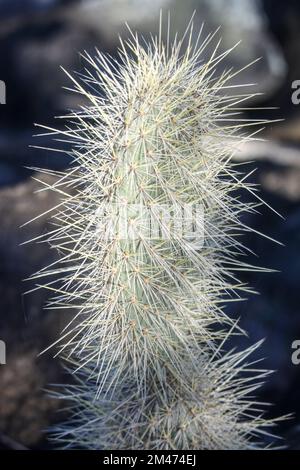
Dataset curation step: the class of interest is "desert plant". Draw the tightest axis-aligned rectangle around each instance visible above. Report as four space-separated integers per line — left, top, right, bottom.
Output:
29 17 280 449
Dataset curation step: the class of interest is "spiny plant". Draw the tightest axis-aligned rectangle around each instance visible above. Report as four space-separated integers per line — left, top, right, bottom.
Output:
28 16 282 449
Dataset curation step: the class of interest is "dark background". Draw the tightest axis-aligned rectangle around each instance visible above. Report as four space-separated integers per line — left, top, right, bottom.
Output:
0 0 300 450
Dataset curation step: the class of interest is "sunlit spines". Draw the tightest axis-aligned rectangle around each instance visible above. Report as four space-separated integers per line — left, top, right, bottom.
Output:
28 17 281 449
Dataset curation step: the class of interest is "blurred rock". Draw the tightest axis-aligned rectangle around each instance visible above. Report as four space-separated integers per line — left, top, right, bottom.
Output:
0 1 108 186
0 1 65 18
0 0 289 189
165 0 286 101
233 139 300 209
0 14 105 129
261 166 300 202
269 117 300 144
71 0 171 30
0 130 71 173
0 351 59 448
0 173 70 448
0 162 29 187
76 0 286 102
227 140 300 437
0 172 59 276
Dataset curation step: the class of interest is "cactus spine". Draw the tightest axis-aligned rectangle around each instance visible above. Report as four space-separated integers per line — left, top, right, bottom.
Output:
30 18 279 449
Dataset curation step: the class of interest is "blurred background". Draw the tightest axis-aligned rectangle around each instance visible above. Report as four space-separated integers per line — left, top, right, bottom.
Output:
0 0 300 450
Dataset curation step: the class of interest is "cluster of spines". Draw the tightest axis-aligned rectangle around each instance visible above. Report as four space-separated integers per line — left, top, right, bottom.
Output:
27 17 281 449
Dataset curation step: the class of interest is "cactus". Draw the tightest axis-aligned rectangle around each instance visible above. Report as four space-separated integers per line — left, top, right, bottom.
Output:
30 18 280 449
